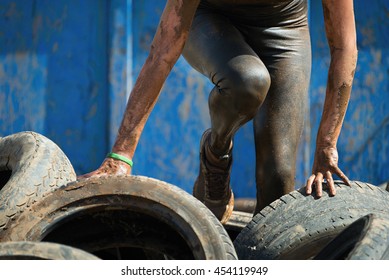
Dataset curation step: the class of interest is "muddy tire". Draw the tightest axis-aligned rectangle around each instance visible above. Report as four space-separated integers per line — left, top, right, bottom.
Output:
0 131 76 231
3 176 237 260
314 214 389 260
234 181 389 260
224 211 253 242
0 241 100 260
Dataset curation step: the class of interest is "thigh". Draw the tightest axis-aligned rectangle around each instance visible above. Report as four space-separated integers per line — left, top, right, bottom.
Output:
182 10 267 87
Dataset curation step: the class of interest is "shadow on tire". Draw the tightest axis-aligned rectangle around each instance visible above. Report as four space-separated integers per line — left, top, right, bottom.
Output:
314 214 389 260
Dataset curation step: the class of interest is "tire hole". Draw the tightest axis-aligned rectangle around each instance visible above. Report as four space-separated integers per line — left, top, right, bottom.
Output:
0 170 12 191
41 209 195 260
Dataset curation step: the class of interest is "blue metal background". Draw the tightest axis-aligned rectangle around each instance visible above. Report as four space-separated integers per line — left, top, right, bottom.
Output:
1 0 388 198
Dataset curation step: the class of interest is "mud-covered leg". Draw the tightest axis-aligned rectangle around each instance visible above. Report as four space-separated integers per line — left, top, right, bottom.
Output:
254 27 311 213
183 12 270 222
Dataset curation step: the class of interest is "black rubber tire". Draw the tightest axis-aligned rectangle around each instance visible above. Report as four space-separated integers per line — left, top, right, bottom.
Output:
234 181 389 260
2 176 237 260
224 211 253 242
0 131 76 231
0 241 100 260
314 214 389 260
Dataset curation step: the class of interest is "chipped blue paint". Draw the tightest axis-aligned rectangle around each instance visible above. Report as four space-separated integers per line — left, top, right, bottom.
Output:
0 0 109 174
0 0 388 198
107 0 132 148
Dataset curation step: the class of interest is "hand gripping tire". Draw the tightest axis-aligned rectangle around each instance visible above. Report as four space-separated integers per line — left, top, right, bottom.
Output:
234 181 389 260
314 214 389 260
0 131 76 231
0 241 100 260
2 176 237 260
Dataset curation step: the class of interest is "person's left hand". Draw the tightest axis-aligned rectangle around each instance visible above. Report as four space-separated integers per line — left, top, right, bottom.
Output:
305 146 351 197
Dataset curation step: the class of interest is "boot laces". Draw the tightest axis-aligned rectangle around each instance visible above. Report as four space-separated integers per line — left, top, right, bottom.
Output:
205 163 231 200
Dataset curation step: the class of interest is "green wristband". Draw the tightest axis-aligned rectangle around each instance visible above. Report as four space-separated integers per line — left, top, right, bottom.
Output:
106 152 133 167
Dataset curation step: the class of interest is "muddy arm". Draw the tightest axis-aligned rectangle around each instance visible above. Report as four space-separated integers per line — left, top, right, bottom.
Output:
306 0 358 196
80 0 200 178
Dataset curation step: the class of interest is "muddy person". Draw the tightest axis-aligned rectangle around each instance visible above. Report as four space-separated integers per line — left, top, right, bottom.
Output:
81 0 357 224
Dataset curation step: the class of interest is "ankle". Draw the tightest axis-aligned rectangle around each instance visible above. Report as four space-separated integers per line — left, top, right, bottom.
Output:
205 143 231 168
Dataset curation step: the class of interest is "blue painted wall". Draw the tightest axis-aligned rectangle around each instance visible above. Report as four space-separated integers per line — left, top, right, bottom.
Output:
0 0 132 174
1 0 388 198
0 0 110 173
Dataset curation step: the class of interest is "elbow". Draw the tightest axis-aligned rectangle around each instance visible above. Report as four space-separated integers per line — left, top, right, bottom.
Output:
346 43 358 59
329 40 358 59
329 44 358 68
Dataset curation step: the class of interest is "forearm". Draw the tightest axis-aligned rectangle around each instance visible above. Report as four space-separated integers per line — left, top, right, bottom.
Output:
316 48 357 148
318 0 357 149
111 0 199 158
112 56 173 158
306 0 356 192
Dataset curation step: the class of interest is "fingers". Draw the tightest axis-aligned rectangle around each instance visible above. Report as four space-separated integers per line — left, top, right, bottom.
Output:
325 171 336 196
333 166 351 186
306 174 315 195
314 173 323 198
77 170 103 181
305 173 324 197
305 168 351 198
305 171 335 198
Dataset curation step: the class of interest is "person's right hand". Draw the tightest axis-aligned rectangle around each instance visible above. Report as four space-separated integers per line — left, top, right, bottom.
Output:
77 157 132 180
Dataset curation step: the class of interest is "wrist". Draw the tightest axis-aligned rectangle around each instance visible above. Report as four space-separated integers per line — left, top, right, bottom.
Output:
112 135 137 158
106 152 133 167
316 142 336 149
316 132 337 149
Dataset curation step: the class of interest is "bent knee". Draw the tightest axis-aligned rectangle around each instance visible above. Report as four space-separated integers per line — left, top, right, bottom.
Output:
222 67 271 116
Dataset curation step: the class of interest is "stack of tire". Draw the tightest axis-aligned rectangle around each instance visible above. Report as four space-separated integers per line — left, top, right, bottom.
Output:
1 132 389 260
0 132 237 260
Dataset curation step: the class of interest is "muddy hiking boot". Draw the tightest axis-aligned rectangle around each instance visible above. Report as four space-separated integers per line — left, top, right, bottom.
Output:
193 129 234 224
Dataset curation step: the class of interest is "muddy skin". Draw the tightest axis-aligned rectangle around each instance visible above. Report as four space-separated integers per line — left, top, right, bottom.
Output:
306 0 357 198
82 0 357 219
114 1 199 157
79 0 201 179
183 0 311 212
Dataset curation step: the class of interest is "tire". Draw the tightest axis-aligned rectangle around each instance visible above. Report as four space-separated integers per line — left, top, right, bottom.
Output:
2 176 237 260
234 198 256 213
314 214 389 260
224 211 253 242
0 241 100 260
0 131 76 231
377 181 389 191
234 181 389 260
